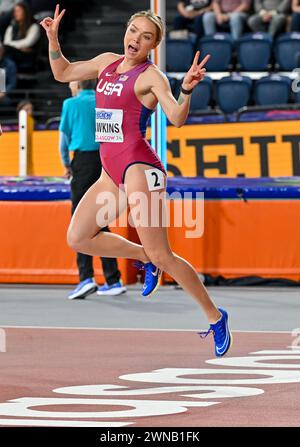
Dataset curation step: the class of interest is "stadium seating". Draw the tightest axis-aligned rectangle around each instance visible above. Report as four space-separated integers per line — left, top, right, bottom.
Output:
274 32 300 71
294 89 300 103
196 33 233 72
190 76 213 112
166 39 194 72
292 76 300 103
237 33 272 71
254 75 291 106
216 75 252 113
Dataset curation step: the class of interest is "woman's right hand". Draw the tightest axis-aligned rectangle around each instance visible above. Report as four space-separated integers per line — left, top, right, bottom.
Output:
40 4 65 41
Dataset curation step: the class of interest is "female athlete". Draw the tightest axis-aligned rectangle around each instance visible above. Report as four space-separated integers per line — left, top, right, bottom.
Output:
40 4 232 357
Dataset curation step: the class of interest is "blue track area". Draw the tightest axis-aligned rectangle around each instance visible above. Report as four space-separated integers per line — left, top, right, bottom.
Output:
0 177 71 201
167 176 300 199
1 176 300 200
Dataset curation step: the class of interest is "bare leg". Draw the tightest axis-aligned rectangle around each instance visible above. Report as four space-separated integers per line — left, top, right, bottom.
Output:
67 169 149 263
124 164 221 324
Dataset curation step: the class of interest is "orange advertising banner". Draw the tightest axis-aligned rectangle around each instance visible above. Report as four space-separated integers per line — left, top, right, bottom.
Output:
166 121 300 178
1 120 300 177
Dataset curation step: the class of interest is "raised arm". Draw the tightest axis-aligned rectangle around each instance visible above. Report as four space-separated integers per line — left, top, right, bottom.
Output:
40 4 102 82
150 51 210 127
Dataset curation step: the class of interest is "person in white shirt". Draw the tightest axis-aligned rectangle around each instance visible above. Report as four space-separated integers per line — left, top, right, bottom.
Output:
0 0 18 39
3 1 40 70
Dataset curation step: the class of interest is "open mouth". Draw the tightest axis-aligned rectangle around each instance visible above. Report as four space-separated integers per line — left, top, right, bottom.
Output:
128 44 138 54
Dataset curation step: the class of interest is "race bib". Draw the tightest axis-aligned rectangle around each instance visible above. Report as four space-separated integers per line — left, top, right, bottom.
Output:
95 108 124 143
145 168 165 191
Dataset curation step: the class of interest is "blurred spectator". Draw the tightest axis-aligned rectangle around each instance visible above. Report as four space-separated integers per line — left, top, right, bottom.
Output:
172 1 212 38
291 0 300 31
59 79 126 299
203 0 251 40
3 1 40 71
0 42 17 106
0 0 18 40
248 0 290 36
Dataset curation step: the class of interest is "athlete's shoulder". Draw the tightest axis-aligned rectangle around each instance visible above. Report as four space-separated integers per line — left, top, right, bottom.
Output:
96 52 122 76
144 64 169 85
103 52 121 60
147 64 167 77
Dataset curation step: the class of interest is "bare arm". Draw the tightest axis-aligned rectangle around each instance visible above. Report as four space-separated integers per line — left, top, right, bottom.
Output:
213 0 229 22
177 1 189 16
213 0 223 14
40 4 105 82
292 0 300 12
150 52 210 127
234 1 251 13
178 2 211 18
49 38 102 82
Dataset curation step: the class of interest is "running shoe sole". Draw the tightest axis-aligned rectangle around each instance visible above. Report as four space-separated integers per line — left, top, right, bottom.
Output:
68 284 97 300
97 287 127 296
217 325 233 357
216 332 233 357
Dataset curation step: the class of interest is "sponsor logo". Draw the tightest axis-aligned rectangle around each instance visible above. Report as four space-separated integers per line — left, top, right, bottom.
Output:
96 111 113 120
151 267 160 277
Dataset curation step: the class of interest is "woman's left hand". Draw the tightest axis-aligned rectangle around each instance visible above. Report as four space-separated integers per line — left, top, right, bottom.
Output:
182 51 210 91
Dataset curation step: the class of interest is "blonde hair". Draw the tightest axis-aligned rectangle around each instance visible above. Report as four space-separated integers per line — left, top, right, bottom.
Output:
127 10 165 45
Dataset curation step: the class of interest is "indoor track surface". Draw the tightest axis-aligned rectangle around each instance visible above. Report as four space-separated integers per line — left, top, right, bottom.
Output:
0 285 299 427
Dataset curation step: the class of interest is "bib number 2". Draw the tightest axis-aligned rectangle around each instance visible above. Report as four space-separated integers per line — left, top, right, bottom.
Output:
145 168 165 191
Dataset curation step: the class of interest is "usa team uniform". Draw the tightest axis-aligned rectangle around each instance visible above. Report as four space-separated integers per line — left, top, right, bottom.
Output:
96 56 167 187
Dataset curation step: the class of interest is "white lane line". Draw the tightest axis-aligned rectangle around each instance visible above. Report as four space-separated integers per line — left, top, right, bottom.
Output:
0 325 293 333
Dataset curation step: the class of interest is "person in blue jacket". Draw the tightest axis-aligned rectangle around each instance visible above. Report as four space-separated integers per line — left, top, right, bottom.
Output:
59 79 126 299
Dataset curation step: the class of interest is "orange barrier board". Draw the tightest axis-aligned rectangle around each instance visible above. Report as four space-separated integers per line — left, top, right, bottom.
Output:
0 201 138 284
166 199 300 281
1 199 300 284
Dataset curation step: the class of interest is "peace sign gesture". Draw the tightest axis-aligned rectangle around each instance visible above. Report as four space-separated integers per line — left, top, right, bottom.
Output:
182 51 210 92
40 4 66 41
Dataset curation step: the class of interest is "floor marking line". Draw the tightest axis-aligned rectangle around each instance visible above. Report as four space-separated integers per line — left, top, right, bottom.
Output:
0 325 293 334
